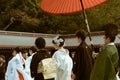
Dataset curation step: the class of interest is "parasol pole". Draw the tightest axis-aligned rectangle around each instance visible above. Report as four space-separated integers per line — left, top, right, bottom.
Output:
80 0 94 50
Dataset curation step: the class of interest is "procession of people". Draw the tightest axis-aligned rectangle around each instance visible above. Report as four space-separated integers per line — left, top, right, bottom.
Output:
0 23 120 80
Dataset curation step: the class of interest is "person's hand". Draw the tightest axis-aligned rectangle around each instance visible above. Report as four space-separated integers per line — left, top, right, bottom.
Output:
92 51 98 59
71 73 76 80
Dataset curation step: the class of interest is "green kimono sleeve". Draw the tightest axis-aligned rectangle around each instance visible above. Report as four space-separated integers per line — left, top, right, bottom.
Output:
90 49 117 80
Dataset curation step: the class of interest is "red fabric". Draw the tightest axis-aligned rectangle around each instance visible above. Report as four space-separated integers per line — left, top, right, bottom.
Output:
22 57 25 65
17 70 24 80
40 0 108 14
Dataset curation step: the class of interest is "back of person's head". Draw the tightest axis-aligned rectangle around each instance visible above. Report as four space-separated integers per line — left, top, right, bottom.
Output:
29 46 37 53
104 23 118 42
21 50 28 59
52 36 65 47
14 46 21 53
21 50 28 54
35 37 46 49
75 29 87 41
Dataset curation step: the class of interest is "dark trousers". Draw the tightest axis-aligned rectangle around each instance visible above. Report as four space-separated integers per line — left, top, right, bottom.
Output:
0 72 5 80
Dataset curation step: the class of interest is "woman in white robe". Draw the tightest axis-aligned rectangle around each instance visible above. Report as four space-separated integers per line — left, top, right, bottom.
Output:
5 57 19 80
52 36 73 80
5 52 32 80
25 53 35 75
25 53 36 80
25 46 37 80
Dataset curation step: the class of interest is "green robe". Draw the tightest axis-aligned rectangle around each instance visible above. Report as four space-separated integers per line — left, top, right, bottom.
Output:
90 44 119 80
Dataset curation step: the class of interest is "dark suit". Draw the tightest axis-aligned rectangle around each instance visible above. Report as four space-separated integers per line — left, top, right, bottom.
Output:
30 49 53 80
73 41 93 80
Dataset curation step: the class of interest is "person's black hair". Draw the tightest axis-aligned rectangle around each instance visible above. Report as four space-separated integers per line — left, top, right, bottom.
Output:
29 46 37 53
75 29 87 41
21 50 28 54
104 23 118 42
58 36 65 47
14 46 21 53
35 37 46 49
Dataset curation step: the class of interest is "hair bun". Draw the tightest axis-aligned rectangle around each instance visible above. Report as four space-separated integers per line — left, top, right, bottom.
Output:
52 36 64 47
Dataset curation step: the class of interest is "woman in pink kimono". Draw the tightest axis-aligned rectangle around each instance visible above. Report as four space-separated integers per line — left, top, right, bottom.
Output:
52 36 73 80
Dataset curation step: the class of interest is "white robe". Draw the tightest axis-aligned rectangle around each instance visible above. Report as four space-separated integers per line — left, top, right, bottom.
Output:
52 48 73 80
25 53 35 80
5 53 32 80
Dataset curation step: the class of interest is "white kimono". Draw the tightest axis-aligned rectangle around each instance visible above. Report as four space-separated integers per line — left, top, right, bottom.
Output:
52 48 73 80
5 53 32 80
25 53 35 80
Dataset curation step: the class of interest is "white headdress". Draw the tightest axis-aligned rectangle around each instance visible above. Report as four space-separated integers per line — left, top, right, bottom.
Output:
52 36 64 47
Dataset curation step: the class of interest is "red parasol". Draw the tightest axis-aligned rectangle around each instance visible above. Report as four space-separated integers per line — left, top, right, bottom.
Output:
40 0 107 14
40 0 108 49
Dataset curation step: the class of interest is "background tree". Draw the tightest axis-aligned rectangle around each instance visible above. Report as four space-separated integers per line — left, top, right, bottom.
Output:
0 0 120 34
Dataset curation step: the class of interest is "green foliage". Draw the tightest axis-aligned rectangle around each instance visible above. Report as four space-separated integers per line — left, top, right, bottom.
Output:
0 0 120 34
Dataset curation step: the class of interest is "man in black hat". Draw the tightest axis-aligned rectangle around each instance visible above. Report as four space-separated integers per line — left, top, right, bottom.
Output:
90 23 119 80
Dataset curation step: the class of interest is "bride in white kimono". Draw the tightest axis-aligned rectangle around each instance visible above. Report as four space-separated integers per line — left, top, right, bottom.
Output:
52 36 73 80
5 52 32 80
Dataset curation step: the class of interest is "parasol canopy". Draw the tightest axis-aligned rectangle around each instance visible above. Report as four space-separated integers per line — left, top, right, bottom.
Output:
40 0 108 14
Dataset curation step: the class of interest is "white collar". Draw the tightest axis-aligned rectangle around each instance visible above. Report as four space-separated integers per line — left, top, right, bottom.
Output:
107 42 114 46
